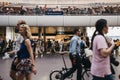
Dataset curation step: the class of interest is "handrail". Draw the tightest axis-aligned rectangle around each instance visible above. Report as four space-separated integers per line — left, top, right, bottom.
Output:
0 3 120 16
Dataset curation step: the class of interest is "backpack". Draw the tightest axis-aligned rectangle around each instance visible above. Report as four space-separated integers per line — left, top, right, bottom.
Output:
80 41 85 49
80 41 85 55
82 55 91 68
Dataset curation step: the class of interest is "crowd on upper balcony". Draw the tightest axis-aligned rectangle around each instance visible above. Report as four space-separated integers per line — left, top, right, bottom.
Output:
0 4 120 15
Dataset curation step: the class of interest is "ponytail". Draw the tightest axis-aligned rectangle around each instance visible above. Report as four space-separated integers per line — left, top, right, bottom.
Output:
90 19 107 50
90 30 97 50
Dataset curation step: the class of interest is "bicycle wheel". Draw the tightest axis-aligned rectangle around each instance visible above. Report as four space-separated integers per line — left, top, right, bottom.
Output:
82 69 92 80
50 70 62 80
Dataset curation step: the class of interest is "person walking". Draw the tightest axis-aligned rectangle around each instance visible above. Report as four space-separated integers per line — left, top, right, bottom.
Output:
17 24 37 80
61 28 82 80
90 19 115 80
9 20 26 80
59 40 63 52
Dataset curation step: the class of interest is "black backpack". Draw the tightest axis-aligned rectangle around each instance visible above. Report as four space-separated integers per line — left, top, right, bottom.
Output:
82 54 91 69
80 41 85 55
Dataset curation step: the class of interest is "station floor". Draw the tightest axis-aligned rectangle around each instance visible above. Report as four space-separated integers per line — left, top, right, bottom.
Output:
0 53 120 80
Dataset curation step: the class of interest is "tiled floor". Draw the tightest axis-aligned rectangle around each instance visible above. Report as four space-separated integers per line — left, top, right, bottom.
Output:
0 53 120 80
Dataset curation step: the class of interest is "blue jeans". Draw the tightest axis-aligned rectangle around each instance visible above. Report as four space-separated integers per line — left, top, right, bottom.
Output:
92 74 114 80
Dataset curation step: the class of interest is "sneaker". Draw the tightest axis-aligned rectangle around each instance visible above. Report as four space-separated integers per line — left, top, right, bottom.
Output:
41 54 43 58
35 55 38 58
2 52 10 60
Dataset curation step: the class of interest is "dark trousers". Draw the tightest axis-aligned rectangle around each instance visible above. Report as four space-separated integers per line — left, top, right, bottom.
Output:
62 53 82 80
92 74 114 80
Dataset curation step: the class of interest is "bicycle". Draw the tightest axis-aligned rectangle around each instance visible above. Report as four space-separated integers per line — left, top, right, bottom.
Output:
49 52 73 80
49 52 92 80
81 53 92 80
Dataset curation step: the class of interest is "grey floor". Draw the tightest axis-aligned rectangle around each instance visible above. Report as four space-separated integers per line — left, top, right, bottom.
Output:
0 54 72 80
0 53 120 80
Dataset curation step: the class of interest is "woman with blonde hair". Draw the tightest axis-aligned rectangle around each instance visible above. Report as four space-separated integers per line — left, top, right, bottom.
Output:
17 24 37 80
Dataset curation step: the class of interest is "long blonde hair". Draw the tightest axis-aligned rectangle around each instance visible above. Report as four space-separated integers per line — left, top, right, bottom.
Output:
20 24 32 39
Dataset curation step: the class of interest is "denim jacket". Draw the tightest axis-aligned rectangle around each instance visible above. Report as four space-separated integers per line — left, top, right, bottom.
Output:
69 35 80 55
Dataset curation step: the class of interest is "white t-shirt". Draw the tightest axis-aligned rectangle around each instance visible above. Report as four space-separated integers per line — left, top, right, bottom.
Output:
14 34 24 54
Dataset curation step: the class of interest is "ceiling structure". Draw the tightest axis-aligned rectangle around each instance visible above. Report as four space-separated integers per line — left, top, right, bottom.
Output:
0 0 120 5
0 0 119 8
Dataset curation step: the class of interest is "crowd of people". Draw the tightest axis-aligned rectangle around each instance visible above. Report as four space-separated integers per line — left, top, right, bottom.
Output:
0 4 120 15
0 37 69 58
0 18 120 80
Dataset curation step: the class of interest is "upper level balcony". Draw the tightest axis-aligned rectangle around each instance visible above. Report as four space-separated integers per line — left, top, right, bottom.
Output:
0 3 120 27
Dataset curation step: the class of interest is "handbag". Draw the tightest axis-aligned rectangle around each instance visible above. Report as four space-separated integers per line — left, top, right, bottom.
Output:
16 58 32 74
